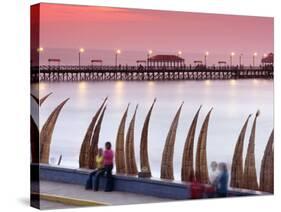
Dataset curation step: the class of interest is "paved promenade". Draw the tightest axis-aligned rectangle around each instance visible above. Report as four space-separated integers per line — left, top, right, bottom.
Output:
39 181 173 208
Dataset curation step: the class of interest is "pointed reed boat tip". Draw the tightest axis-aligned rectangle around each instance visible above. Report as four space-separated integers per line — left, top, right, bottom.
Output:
79 97 107 168
153 98 157 102
88 105 107 169
39 92 55 106
161 100 183 180
125 103 130 110
62 97 70 103
31 94 39 104
195 105 212 184
198 105 203 111
256 110 260 117
125 104 138 175
135 104 139 112
40 98 69 164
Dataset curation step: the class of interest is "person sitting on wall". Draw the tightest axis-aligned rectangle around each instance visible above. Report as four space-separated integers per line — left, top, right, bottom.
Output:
94 142 114 192
85 148 104 190
214 162 229 198
209 161 219 185
205 161 220 198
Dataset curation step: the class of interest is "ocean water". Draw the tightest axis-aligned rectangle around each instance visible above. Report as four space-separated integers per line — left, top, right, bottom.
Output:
32 79 273 180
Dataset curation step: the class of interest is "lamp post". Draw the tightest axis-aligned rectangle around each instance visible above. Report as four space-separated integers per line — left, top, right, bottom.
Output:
115 49 121 66
78 48 84 80
79 48 84 67
230 52 235 67
262 53 267 67
204 51 209 67
36 47 44 67
147 50 153 66
239 53 243 68
253 52 258 67
177 51 183 67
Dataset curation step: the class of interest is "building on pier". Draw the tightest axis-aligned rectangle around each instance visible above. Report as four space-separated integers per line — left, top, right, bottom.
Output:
261 53 274 66
91 59 103 66
48 58 61 66
147 55 185 67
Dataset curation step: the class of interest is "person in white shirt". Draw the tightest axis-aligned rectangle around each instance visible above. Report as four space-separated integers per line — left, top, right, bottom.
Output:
209 161 220 185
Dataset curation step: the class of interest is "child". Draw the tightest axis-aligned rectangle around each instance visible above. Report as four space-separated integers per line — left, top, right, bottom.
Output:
85 148 104 190
95 148 104 170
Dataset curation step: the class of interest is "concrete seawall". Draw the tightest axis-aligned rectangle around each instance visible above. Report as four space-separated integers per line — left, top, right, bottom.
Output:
35 164 269 200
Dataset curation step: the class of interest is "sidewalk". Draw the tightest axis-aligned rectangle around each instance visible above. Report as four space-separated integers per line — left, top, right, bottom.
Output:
39 180 173 208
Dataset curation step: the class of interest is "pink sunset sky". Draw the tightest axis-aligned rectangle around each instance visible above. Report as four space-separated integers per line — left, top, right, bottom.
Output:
36 3 274 65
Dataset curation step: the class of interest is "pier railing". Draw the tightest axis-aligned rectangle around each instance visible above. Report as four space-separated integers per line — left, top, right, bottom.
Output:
31 65 273 82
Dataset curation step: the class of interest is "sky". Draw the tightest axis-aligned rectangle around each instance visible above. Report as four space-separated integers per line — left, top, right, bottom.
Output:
34 3 274 65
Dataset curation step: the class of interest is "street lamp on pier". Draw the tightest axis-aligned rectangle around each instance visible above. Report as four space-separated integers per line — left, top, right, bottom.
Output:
79 48 84 67
34 47 44 67
230 52 235 67
78 48 85 80
253 52 258 67
115 49 121 66
147 50 153 66
239 53 243 67
262 53 267 67
204 51 209 67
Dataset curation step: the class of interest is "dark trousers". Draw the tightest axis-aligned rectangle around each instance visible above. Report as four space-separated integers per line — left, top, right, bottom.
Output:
93 168 106 191
104 165 114 192
85 169 99 190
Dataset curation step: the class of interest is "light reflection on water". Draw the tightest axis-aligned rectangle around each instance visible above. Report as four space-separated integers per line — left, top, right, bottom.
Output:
33 79 273 180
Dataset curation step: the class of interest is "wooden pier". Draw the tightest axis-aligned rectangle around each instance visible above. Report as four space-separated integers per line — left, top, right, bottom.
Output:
31 65 274 82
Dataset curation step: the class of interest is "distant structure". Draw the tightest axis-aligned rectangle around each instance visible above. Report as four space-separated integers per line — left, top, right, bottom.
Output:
91 59 103 66
147 55 185 67
48 58 61 66
261 53 274 65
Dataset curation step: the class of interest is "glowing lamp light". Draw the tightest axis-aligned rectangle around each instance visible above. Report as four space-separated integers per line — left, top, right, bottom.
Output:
231 52 235 56
253 52 258 57
37 47 44 52
205 51 209 56
79 48 85 53
116 49 121 54
148 50 153 55
178 50 182 55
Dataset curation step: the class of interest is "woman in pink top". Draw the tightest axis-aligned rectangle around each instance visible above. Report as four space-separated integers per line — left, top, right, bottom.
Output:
103 142 114 192
103 142 114 166
94 141 114 192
